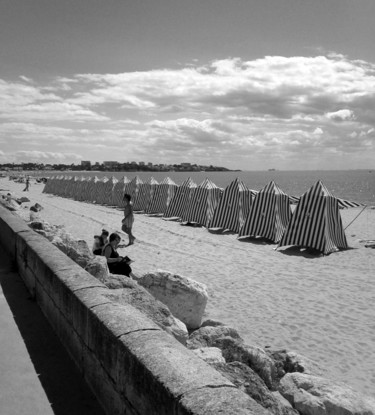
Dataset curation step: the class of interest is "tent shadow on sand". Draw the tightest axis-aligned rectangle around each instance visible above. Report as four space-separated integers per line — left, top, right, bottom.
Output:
238 236 276 245
207 228 238 236
277 245 355 258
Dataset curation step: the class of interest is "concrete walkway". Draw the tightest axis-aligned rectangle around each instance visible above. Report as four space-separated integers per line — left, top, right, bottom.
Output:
0 247 106 415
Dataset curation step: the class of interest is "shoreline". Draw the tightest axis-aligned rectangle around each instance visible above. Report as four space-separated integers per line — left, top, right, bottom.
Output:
1 177 375 398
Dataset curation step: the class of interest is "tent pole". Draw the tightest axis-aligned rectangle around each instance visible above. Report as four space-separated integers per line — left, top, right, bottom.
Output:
344 205 367 230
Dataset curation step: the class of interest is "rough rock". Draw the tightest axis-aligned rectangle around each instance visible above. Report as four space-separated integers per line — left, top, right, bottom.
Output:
200 319 225 328
18 196 30 203
137 270 208 329
103 285 189 345
187 325 243 349
85 256 110 282
213 362 298 415
279 372 375 415
266 349 324 378
192 347 226 365
211 336 279 391
51 234 93 268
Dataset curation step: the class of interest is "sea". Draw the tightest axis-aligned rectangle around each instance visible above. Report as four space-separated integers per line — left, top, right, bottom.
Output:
41 170 375 206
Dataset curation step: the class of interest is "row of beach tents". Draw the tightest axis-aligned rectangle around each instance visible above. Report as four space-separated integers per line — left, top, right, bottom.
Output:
42 175 365 255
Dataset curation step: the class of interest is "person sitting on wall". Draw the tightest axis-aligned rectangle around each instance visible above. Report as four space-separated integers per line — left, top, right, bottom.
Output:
102 233 133 277
92 229 109 255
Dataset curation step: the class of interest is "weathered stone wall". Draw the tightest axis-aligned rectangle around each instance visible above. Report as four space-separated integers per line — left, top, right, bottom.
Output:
0 205 265 415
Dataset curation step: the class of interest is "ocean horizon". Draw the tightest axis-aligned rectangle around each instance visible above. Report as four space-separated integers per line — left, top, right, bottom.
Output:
39 169 375 206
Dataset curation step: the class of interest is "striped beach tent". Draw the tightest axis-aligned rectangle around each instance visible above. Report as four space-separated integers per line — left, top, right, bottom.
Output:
100 176 118 205
146 177 178 215
238 181 293 242
42 175 56 194
80 176 94 201
277 180 349 255
74 176 90 201
126 176 143 208
85 176 101 202
163 177 197 220
209 177 255 233
112 176 130 207
48 175 63 195
133 176 158 212
181 178 223 227
59 175 73 197
66 176 80 199
70 175 84 200
92 176 109 204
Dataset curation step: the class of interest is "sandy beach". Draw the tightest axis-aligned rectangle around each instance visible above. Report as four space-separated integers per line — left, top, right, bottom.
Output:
1 177 374 398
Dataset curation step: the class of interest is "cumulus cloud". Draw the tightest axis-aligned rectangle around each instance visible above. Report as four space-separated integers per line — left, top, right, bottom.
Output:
325 109 355 121
1 54 375 169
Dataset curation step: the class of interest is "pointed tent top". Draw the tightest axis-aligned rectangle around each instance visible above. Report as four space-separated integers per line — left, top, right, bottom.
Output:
160 177 177 185
180 177 197 188
304 180 333 198
259 181 288 196
197 178 220 189
100 176 109 182
129 176 143 185
304 180 366 208
225 177 250 192
145 176 159 185
108 176 118 183
118 176 130 184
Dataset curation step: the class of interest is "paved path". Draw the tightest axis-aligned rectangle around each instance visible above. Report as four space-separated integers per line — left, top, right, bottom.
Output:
0 246 106 415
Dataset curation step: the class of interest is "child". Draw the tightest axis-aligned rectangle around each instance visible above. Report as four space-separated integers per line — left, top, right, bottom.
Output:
122 193 135 245
92 229 109 255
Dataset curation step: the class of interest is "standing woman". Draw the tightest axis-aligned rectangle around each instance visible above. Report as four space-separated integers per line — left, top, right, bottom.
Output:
103 233 132 277
122 193 136 245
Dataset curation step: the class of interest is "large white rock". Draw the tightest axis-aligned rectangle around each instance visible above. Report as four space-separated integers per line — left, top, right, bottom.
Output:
279 372 375 415
137 270 208 329
85 256 110 282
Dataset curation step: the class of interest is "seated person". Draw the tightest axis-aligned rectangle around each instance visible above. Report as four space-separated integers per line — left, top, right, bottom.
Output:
92 229 109 255
102 233 133 277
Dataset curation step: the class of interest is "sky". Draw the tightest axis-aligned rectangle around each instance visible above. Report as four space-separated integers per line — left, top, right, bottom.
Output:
1 0 375 170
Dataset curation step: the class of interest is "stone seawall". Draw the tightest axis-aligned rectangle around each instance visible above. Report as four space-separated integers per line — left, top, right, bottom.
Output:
0 205 264 415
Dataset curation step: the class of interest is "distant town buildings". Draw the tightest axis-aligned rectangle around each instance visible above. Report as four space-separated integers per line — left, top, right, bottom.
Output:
0 160 233 172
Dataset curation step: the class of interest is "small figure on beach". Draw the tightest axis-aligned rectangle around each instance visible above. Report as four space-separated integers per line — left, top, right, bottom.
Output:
102 233 133 277
23 176 30 192
122 193 135 245
92 229 109 255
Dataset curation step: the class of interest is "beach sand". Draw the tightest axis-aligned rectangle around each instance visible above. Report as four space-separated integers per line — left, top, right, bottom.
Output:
1 177 375 398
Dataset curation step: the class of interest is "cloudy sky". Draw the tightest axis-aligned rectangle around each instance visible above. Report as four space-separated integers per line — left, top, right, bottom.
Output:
1 0 375 170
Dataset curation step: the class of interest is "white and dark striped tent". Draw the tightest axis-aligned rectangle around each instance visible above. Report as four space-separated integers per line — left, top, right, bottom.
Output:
133 176 158 212
71 175 84 200
74 176 90 201
101 176 118 205
80 176 94 201
238 181 293 242
67 176 81 199
49 175 64 195
146 177 178 215
60 175 73 197
126 176 143 208
163 177 197 220
181 178 223 227
209 177 255 233
42 175 56 193
92 176 109 204
277 180 349 255
85 176 101 203
111 176 130 207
